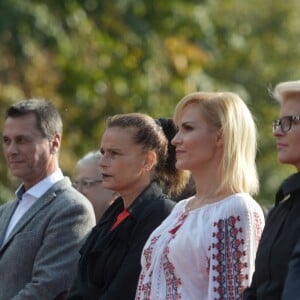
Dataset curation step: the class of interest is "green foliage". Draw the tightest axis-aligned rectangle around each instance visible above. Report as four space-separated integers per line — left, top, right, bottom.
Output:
0 0 299 204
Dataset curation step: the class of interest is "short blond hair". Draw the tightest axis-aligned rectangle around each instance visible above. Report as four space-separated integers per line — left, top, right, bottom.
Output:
174 91 259 195
273 80 300 102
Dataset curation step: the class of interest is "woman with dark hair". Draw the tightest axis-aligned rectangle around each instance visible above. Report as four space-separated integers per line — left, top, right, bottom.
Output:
67 113 189 300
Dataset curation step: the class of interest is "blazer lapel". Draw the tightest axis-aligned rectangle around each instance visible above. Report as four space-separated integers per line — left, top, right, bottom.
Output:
0 178 70 250
0 192 56 250
0 200 19 248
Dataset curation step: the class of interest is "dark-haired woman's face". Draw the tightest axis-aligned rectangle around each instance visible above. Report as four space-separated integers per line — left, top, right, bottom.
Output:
99 127 150 196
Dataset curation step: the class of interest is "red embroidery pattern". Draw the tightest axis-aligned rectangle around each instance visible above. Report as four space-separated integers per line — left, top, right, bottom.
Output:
137 211 187 300
168 211 188 235
253 211 263 246
136 235 160 300
136 273 151 300
162 246 182 300
211 216 248 300
144 235 160 270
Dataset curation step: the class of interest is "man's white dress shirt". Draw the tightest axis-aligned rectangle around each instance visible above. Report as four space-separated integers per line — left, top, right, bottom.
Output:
3 169 64 244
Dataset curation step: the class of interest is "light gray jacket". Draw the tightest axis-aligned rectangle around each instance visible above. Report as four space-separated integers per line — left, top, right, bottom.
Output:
0 177 96 300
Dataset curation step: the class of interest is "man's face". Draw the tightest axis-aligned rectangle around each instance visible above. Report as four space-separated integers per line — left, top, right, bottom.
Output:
2 113 58 189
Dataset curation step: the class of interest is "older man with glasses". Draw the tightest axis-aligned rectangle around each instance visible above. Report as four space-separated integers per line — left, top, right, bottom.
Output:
243 80 300 300
74 151 117 222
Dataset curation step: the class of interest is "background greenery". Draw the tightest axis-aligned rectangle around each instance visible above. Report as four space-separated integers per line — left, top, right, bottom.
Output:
0 0 298 205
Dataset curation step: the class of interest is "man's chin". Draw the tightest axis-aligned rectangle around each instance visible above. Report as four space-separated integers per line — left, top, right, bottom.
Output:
9 169 25 179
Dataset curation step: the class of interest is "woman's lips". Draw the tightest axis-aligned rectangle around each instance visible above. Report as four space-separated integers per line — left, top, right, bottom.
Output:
277 143 288 150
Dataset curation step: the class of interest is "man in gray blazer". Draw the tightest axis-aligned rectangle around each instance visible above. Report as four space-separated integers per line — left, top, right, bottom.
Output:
0 99 96 300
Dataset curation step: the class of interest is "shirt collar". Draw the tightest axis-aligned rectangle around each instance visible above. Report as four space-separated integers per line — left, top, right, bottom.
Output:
15 168 64 200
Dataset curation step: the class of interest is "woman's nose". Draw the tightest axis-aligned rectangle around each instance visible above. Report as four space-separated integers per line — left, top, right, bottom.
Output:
171 132 180 146
273 126 284 137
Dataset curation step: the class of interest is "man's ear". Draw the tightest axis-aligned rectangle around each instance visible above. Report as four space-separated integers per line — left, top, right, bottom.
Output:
50 133 61 154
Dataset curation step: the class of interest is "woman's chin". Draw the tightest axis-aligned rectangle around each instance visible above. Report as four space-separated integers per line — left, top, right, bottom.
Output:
175 161 188 170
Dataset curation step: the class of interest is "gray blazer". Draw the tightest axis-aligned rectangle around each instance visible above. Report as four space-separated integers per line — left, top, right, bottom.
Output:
0 177 96 300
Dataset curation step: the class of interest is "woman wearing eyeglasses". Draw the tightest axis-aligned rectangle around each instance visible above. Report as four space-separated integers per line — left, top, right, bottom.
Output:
243 80 300 300
74 151 117 221
67 114 189 300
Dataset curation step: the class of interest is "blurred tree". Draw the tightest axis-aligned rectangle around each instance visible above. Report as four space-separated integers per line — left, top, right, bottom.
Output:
0 0 299 205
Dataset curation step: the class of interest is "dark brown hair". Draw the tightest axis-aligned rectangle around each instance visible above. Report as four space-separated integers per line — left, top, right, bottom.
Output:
106 113 189 197
5 98 63 140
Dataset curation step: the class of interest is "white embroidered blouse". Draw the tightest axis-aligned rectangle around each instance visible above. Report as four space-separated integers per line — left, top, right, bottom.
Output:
136 193 265 300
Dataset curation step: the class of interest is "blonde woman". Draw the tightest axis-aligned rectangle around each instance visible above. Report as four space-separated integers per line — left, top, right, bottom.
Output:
136 92 265 300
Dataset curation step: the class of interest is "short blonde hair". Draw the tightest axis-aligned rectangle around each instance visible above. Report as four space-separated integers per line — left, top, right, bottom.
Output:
174 91 259 195
273 80 300 102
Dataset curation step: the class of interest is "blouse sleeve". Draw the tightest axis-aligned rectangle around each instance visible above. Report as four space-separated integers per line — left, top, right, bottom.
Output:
207 197 264 300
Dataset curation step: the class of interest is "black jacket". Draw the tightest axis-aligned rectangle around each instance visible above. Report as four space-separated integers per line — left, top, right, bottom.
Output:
243 172 300 300
67 181 175 300
282 234 300 300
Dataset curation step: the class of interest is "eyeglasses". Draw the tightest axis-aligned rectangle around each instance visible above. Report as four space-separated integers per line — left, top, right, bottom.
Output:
73 178 103 189
272 115 300 134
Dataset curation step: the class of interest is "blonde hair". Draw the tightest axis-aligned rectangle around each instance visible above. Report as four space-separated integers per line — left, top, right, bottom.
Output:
174 91 259 195
273 80 300 102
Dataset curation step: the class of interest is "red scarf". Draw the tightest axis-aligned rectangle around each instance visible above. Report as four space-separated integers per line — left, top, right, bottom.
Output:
111 209 130 230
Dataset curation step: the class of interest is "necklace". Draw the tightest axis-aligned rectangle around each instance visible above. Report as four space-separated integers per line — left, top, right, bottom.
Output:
185 195 207 212
184 201 193 215
186 191 229 212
